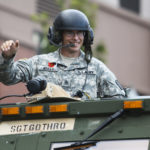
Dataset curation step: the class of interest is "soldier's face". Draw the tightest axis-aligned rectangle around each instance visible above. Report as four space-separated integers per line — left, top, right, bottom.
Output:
62 30 84 52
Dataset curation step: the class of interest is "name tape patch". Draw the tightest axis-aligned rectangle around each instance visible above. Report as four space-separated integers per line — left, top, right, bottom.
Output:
0 118 75 135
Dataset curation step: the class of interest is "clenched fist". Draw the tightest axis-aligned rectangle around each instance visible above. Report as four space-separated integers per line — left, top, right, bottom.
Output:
0 40 19 59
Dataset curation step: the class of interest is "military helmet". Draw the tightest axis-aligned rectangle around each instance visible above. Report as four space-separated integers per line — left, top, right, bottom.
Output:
48 9 94 46
54 9 90 31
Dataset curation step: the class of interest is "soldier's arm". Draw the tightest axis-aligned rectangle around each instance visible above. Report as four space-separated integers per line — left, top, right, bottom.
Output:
0 40 34 85
97 61 126 99
1 40 18 59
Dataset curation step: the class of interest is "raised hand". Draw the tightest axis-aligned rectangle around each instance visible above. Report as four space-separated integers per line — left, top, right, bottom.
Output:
0 40 19 59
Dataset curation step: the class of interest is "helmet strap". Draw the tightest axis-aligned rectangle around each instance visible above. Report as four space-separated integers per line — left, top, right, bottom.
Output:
84 35 92 64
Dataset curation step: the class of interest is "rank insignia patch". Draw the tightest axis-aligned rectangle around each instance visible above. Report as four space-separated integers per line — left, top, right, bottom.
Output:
48 62 55 68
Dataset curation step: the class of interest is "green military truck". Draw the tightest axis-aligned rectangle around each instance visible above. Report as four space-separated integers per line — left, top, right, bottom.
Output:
0 96 150 150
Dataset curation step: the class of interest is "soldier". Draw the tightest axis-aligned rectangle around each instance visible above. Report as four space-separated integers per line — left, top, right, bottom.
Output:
0 9 126 100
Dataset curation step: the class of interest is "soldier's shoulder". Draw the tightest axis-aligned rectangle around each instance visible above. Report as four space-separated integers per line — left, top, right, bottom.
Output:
28 54 49 61
90 57 105 66
35 51 58 59
90 57 111 74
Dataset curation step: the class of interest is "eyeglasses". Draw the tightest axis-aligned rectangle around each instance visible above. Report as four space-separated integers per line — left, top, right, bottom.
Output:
64 31 84 38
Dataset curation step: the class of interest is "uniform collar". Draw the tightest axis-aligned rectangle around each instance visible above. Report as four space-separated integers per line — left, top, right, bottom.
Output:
48 49 88 69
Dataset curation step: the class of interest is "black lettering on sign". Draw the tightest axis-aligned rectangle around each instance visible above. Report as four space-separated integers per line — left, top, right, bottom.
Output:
53 123 59 130
17 125 22 132
8 120 70 133
46 123 50 130
60 123 66 129
42 123 47 130
24 124 28 132
11 126 16 133
49 123 53 130
29 124 35 131
35 124 41 131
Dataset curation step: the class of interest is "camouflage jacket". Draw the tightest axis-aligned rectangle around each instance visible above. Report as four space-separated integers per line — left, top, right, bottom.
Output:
0 50 125 99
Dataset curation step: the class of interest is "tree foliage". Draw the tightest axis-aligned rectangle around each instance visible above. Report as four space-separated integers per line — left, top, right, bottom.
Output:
31 12 57 54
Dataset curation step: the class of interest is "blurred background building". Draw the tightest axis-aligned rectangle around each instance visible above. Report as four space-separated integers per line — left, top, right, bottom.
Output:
0 0 150 103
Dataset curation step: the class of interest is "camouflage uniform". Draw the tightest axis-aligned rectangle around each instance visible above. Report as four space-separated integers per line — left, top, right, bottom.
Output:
0 50 125 99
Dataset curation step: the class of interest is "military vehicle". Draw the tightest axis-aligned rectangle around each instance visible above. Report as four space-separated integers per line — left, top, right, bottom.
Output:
0 80 150 150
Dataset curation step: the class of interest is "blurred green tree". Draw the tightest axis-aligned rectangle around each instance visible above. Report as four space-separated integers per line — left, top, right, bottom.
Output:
31 12 57 54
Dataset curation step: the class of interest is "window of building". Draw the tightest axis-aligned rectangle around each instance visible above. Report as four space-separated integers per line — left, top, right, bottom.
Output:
36 0 60 18
120 0 140 14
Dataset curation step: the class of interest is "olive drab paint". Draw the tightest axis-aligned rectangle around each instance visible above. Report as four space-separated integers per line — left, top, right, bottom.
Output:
0 98 150 150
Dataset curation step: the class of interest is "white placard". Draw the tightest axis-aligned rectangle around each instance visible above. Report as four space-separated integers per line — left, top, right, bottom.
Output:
0 118 75 135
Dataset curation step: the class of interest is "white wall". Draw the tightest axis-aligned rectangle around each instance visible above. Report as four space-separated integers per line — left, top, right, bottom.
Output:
140 0 150 20
0 0 36 15
94 0 150 20
0 0 40 47
99 0 119 8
